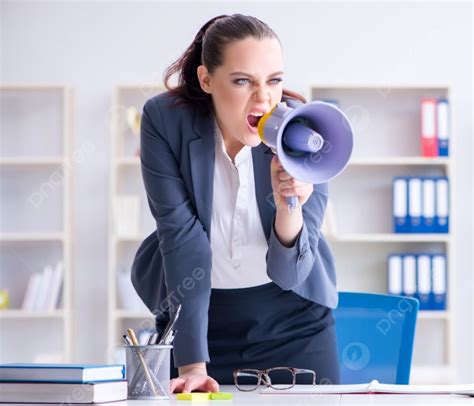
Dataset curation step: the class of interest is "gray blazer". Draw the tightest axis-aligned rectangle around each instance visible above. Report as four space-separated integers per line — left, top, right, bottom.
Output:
131 91 337 368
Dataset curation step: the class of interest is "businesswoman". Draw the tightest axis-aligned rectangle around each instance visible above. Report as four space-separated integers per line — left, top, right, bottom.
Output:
131 14 340 393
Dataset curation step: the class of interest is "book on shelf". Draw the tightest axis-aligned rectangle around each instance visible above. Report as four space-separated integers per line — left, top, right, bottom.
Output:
0 363 125 383
21 261 64 312
420 98 449 157
392 176 449 233
0 380 127 403
388 253 447 310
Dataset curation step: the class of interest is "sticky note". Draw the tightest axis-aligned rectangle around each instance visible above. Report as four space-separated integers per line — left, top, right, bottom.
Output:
210 392 233 400
176 392 211 400
176 392 233 401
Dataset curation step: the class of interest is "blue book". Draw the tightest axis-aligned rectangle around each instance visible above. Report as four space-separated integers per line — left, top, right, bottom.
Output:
0 363 125 383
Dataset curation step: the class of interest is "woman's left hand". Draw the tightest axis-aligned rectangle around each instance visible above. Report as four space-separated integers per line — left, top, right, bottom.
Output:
270 155 313 211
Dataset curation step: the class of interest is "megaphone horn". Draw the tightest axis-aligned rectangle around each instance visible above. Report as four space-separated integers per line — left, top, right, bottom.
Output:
258 100 354 212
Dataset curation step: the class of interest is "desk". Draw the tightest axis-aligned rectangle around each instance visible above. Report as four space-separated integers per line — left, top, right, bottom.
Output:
2 385 472 405
123 385 472 405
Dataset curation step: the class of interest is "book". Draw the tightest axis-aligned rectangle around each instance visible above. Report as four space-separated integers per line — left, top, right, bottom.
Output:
0 363 125 383
261 380 474 396
0 380 127 403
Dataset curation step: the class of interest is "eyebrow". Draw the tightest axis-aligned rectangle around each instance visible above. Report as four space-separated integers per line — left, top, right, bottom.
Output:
229 71 284 78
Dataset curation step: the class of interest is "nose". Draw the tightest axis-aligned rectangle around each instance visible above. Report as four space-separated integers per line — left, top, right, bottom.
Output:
253 84 270 103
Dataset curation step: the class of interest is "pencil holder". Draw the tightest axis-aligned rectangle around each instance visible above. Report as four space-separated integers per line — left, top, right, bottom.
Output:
124 344 173 400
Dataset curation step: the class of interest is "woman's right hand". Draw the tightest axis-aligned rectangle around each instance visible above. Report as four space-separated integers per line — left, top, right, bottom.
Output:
170 362 220 394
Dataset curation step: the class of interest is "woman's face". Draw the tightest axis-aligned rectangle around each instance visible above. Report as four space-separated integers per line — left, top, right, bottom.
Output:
197 36 284 149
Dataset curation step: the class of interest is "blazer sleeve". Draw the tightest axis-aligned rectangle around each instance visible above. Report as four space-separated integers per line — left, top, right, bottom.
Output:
138 98 212 367
266 183 330 290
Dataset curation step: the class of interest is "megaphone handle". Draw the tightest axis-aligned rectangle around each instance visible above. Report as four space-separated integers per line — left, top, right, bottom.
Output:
286 196 300 213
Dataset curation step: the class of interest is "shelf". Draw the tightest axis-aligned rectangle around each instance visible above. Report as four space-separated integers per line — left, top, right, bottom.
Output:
114 309 154 319
410 365 454 384
348 157 450 166
0 232 65 242
328 233 450 243
418 311 450 320
115 157 140 166
0 310 65 319
0 157 64 166
114 235 144 243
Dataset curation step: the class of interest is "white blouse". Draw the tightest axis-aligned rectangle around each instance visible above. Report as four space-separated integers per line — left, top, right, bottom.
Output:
210 120 272 289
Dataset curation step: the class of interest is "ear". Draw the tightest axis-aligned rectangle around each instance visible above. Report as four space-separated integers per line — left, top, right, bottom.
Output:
197 65 213 94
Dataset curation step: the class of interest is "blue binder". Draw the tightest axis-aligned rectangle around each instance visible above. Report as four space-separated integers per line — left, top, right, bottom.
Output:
387 254 403 295
431 254 447 310
416 254 432 310
393 177 409 233
421 178 436 233
402 255 417 299
408 178 422 233
435 177 449 233
437 99 449 156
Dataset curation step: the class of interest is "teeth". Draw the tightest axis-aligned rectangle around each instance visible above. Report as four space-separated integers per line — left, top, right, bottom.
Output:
250 112 264 117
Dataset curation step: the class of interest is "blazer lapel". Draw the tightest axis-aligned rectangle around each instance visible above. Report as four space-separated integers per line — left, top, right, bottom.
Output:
252 144 275 240
189 109 215 238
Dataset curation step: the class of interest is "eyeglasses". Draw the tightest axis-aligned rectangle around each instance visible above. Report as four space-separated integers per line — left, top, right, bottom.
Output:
233 367 316 391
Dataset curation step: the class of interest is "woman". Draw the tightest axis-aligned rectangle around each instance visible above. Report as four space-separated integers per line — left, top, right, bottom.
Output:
131 14 340 394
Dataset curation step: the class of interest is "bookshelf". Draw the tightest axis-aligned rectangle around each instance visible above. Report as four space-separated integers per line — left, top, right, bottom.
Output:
107 85 165 362
0 85 74 362
310 85 455 384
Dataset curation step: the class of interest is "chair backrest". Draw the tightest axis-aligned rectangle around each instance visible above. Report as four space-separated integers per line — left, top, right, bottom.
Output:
333 292 419 384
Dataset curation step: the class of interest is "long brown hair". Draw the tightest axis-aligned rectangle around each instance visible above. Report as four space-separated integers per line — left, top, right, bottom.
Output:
163 14 306 116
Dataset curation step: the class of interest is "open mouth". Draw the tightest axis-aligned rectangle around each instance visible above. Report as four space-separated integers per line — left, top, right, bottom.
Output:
246 113 263 129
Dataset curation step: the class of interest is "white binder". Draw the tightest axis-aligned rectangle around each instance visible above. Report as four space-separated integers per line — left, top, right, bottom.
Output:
408 178 422 231
417 255 431 309
437 99 449 156
393 178 408 232
388 255 403 295
402 255 417 297
422 178 435 231
435 178 449 232
432 254 447 309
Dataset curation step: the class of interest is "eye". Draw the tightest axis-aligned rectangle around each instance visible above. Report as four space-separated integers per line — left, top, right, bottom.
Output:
269 78 283 84
233 78 251 86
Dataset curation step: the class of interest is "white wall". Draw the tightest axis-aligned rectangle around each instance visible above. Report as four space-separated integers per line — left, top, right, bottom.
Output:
1 1 472 382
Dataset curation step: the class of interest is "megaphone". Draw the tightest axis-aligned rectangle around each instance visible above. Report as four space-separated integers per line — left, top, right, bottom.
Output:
257 100 354 212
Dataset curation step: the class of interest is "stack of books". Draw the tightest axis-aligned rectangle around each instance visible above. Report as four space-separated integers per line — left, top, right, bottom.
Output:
0 363 127 403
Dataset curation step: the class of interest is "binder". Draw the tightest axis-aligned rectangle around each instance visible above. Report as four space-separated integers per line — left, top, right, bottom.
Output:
402 255 417 299
420 98 438 157
416 255 432 310
393 177 409 233
431 254 447 310
408 178 422 232
422 178 436 233
387 255 403 295
437 99 449 156
435 177 449 233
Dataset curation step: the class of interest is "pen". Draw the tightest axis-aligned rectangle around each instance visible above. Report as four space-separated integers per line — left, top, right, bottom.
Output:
123 335 133 346
147 332 159 345
127 328 159 397
158 304 182 346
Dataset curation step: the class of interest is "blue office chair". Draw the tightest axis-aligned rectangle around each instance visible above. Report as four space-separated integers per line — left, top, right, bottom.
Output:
333 292 419 384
